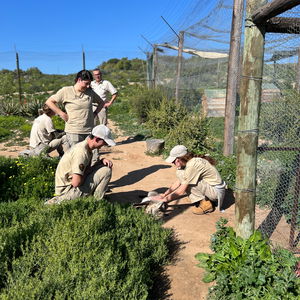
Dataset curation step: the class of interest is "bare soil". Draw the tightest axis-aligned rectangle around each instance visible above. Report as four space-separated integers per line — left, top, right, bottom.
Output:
0 121 292 300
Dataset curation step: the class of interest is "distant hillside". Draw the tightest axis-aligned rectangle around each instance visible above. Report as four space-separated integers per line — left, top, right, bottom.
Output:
0 57 146 96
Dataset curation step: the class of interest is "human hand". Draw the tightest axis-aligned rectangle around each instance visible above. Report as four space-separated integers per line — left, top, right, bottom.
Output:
104 101 112 108
102 158 113 168
60 112 68 122
150 195 166 202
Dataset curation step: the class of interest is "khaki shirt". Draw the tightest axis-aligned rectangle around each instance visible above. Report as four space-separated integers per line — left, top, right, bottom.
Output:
178 157 222 186
91 80 117 103
52 86 104 134
55 140 92 195
29 114 55 148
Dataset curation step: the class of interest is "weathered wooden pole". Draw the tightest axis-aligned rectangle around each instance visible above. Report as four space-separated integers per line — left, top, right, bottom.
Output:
223 0 244 156
152 45 158 88
15 52 22 105
235 0 266 238
175 31 184 103
146 52 153 89
82 48 86 70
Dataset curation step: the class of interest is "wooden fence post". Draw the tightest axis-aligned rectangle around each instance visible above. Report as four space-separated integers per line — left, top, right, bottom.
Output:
15 52 22 105
235 0 267 239
223 0 244 156
175 31 184 103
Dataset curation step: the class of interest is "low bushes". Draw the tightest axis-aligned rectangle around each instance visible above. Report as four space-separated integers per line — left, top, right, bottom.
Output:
0 156 58 203
0 198 172 299
196 218 300 299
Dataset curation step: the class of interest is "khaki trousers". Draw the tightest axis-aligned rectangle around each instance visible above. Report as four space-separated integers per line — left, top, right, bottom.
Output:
176 169 219 204
94 107 107 125
52 165 112 204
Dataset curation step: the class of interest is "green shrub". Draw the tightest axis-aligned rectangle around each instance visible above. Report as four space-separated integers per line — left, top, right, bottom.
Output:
0 116 26 130
214 154 236 189
0 100 19 116
164 115 211 154
0 198 171 299
0 156 58 203
0 127 11 140
196 218 300 299
129 87 166 123
145 98 188 139
52 115 65 131
19 122 32 136
18 99 45 118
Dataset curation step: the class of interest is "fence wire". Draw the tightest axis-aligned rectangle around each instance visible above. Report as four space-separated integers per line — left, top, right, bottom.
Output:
257 4 300 250
153 0 300 250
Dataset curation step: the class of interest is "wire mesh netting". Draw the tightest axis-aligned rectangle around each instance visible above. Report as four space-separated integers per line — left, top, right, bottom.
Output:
256 4 300 250
150 0 300 249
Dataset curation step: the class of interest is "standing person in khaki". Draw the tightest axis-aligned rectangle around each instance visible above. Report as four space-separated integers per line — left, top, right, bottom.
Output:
150 145 226 215
91 68 118 125
45 70 104 149
45 125 116 205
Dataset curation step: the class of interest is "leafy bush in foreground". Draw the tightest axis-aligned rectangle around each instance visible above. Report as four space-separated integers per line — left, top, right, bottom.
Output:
196 218 300 299
0 198 171 299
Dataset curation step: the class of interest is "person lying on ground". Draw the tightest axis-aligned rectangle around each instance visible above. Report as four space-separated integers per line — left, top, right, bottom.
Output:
45 125 115 205
150 145 226 215
19 104 67 157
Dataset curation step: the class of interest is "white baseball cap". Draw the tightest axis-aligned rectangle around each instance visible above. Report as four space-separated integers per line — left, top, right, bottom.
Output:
165 145 188 163
91 125 116 146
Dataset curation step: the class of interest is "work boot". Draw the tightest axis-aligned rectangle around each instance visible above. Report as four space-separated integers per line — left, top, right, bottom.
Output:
192 199 214 215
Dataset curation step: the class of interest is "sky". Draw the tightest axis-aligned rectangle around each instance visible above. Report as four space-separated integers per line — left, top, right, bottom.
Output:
0 0 216 74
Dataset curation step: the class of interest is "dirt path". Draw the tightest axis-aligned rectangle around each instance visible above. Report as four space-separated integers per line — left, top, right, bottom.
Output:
0 121 292 300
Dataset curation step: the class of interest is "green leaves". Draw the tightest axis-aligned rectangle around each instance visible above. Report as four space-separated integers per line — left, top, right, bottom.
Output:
0 198 172 298
195 218 300 299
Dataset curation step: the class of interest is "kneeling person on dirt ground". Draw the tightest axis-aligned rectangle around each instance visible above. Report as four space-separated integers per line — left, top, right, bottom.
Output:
20 104 67 157
45 125 116 205
150 145 226 215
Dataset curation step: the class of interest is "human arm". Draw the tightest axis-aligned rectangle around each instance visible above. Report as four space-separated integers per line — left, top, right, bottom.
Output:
91 91 105 117
71 173 83 187
45 97 68 122
151 180 189 203
104 93 118 108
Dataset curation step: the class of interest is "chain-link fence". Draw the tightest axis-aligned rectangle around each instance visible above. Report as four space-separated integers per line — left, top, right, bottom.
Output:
150 0 300 250
256 4 300 250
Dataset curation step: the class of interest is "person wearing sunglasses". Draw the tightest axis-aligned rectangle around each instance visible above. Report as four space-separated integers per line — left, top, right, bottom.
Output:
45 124 115 205
45 70 104 149
149 145 226 215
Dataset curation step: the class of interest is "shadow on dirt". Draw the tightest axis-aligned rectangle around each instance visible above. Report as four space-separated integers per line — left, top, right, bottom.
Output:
109 164 171 188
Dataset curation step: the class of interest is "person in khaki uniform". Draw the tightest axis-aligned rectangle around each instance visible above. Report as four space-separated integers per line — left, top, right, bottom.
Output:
91 68 117 125
45 125 115 205
45 70 104 149
19 104 67 157
150 145 226 215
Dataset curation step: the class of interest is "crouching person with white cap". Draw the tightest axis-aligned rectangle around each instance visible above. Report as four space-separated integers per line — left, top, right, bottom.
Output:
45 124 116 205
150 145 226 215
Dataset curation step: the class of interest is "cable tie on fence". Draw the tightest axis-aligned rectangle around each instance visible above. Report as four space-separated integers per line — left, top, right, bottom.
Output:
237 128 259 134
234 186 256 193
241 74 262 81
